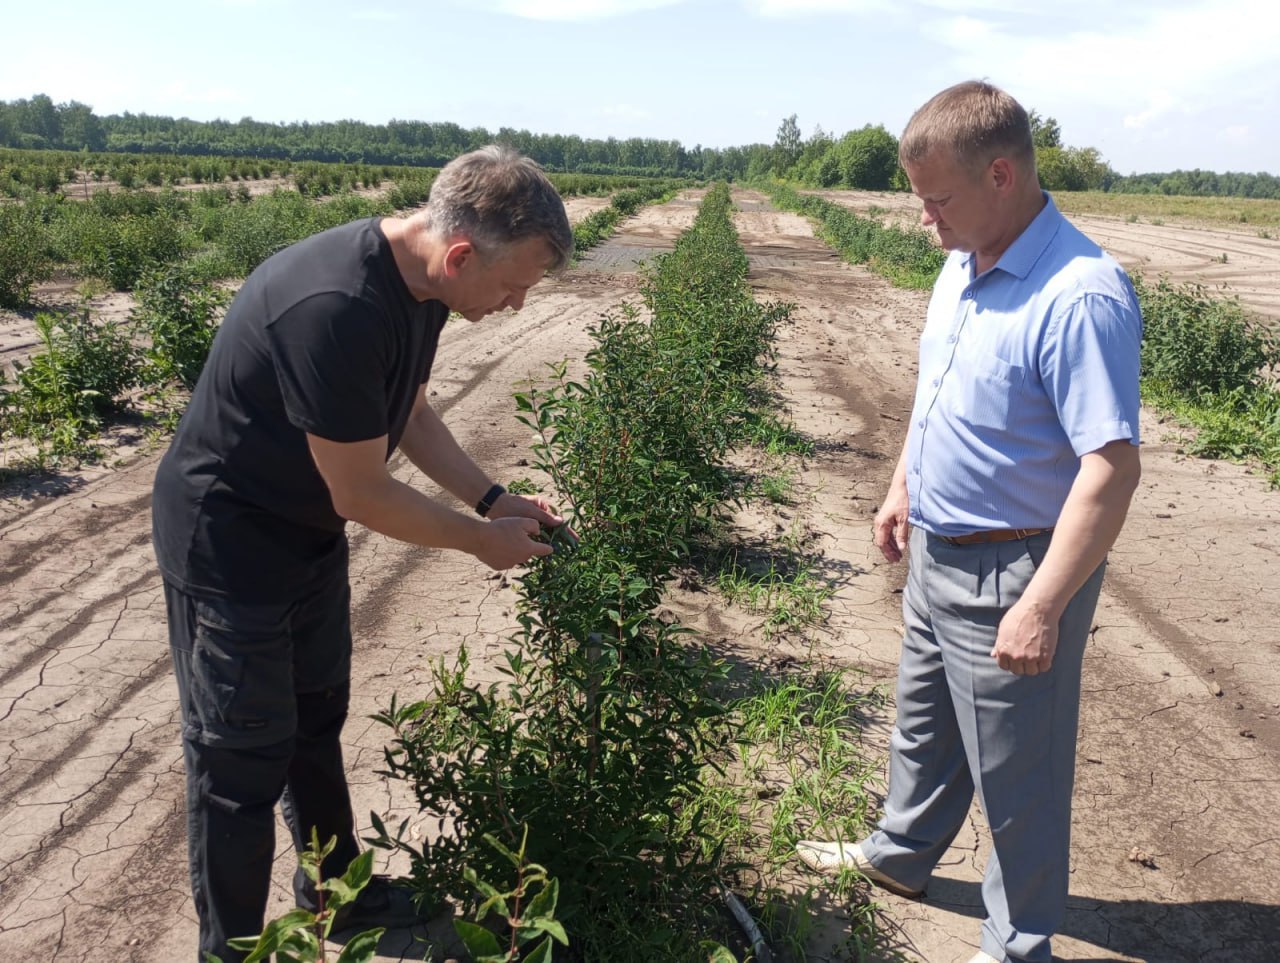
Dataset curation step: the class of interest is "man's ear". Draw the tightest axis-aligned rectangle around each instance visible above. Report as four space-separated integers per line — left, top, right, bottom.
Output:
442 240 476 278
990 156 1016 193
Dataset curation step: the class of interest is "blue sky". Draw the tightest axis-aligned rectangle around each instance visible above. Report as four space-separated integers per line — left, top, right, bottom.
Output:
3 0 1276 175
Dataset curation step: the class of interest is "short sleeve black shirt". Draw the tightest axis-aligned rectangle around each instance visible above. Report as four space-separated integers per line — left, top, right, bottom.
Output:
152 218 448 599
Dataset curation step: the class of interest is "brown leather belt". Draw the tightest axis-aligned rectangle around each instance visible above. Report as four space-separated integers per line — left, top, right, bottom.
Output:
935 527 1053 546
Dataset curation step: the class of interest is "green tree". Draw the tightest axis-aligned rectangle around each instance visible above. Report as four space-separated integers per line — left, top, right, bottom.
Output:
59 101 105 151
773 113 802 175
1029 110 1062 149
834 124 899 190
1037 145 1114 192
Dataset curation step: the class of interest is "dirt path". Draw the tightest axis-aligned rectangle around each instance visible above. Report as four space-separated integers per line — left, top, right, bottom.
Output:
731 189 1280 961
2 187 1278 962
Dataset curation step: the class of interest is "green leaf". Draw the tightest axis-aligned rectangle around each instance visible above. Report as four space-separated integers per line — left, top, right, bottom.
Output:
334 927 386 963
526 917 568 946
482 832 522 867
522 937 554 963
702 942 739 963
454 919 503 958
227 909 316 962
523 877 559 922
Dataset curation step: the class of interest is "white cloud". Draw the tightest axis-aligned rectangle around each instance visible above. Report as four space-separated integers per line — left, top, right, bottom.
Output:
745 0 891 16
488 0 685 20
746 0 1050 15
1123 91 1176 130
352 9 399 20
923 0 1280 118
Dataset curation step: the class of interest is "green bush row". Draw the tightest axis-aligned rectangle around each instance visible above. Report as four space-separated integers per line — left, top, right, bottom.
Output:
372 184 793 960
0 265 228 468
762 181 944 288
1135 275 1280 481
570 181 683 256
0 171 437 305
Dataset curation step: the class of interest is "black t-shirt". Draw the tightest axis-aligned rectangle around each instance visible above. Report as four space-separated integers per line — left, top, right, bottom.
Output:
152 217 448 599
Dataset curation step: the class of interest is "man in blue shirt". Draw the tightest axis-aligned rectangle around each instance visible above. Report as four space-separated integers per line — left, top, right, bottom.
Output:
797 82 1142 963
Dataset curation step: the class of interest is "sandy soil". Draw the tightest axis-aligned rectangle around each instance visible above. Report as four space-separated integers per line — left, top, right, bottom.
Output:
558 194 613 223
811 189 1280 322
1 189 1278 962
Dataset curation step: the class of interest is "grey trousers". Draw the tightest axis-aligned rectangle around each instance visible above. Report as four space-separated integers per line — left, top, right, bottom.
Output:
862 527 1105 963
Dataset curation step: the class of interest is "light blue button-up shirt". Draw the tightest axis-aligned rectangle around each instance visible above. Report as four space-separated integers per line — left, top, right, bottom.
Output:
905 194 1142 536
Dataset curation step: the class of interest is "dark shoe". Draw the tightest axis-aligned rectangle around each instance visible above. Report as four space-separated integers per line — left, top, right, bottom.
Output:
328 875 426 933
795 839 924 898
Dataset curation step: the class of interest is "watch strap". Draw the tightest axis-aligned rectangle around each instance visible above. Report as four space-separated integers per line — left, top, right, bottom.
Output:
475 483 506 517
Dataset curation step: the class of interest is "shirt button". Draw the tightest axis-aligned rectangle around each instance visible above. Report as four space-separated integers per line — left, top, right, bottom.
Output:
948 335 957 343
917 420 925 428
931 378 940 386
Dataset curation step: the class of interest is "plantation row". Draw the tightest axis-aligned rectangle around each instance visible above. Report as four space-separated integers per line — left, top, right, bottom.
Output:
766 180 1280 483
0 146 689 201
0 160 693 307
364 185 876 961
0 170 438 305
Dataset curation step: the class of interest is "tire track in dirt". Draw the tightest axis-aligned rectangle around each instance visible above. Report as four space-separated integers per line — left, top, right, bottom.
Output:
0 192 699 962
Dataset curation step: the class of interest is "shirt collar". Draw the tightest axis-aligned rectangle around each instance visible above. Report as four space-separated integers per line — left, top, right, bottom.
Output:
962 191 1062 281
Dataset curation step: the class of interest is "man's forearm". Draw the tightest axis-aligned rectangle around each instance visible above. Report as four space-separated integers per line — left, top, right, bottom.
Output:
398 401 494 509
1022 441 1141 616
340 472 487 551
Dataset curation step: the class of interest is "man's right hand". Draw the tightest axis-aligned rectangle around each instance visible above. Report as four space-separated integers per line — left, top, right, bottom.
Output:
873 483 911 563
474 516 554 570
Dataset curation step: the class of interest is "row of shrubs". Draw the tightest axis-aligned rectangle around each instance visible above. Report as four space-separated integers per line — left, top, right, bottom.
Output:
570 181 686 255
371 184 798 960
763 181 945 288
0 265 227 468
0 172 439 306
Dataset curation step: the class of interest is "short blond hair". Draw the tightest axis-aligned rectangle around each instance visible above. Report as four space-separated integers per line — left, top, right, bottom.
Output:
426 145 573 271
900 81 1035 178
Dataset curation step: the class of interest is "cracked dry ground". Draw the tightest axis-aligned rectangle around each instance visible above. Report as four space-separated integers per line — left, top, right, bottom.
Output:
2 188 1279 962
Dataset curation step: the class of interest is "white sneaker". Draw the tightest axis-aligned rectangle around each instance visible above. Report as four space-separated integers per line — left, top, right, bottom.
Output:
966 953 1001 963
794 839 923 898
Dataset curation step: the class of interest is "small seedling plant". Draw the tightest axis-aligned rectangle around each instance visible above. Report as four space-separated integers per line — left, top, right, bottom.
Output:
204 830 384 963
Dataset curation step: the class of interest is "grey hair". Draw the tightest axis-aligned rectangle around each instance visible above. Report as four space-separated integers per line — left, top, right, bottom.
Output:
424 145 573 271
900 80 1036 179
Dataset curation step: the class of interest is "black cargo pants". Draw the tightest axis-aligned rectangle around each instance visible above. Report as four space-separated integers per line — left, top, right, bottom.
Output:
163 575 360 963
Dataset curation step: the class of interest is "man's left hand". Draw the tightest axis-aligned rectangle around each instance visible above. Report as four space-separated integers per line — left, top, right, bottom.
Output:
992 598 1060 675
487 492 564 531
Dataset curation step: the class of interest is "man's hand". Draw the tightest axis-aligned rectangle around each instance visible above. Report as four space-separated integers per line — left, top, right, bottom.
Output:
873 483 911 563
487 492 564 530
992 597 1060 675
474 516 553 570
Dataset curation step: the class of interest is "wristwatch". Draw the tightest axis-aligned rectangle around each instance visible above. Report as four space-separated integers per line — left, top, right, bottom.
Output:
475 483 506 517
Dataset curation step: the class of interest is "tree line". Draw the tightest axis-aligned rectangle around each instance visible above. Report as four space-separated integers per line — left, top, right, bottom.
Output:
2 94 1277 198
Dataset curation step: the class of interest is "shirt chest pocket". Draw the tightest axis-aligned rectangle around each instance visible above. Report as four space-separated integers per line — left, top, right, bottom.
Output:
956 354 1027 431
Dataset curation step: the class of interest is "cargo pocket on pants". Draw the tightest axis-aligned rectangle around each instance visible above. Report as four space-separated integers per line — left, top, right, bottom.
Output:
190 599 296 749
